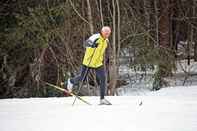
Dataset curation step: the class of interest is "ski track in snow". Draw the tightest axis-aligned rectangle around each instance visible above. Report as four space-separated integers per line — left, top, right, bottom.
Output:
0 86 197 131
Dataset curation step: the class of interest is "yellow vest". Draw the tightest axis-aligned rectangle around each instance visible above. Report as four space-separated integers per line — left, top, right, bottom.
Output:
82 34 108 68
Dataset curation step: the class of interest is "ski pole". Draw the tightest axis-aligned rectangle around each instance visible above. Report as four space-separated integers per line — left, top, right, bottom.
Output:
72 47 97 106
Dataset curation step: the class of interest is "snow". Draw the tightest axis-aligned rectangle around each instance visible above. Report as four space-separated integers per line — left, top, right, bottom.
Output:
1 86 197 131
117 60 197 96
175 60 197 74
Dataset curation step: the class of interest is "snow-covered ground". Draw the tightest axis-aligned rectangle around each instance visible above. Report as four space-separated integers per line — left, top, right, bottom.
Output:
1 86 197 131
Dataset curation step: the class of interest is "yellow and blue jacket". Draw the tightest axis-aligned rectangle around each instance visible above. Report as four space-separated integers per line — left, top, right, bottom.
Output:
82 33 108 68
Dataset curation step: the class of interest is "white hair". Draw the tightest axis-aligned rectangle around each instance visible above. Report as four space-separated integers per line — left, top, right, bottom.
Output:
101 26 111 33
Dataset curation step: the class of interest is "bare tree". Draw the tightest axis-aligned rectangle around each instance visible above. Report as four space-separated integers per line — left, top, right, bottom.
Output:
108 0 117 95
116 0 121 64
159 0 170 48
192 0 197 61
154 0 159 46
99 0 104 26
86 0 94 34
143 0 151 46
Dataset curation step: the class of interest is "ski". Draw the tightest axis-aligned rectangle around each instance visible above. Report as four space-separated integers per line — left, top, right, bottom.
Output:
45 82 92 105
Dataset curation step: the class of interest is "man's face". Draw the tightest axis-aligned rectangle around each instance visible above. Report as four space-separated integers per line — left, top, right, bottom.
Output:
101 31 111 39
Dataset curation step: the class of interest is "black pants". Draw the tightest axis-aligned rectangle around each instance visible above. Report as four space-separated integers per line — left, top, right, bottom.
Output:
70 65 106 99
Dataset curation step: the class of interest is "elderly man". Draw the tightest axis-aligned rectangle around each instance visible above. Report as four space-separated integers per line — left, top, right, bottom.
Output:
66 26 112 105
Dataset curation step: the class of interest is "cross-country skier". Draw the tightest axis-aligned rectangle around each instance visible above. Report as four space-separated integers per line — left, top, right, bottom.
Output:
66 26 112 105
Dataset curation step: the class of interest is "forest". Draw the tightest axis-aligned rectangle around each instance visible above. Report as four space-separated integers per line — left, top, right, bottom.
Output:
0 0 197 98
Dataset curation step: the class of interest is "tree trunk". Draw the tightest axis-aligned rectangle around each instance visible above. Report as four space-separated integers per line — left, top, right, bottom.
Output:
86 0 94 34
108 0 117 95
143 0 151 46
159 0 170 48
153 0 172 90
154 0 159 46
192 0 197 61
99 0 104 26
187 0 194 65
195 42 197 61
